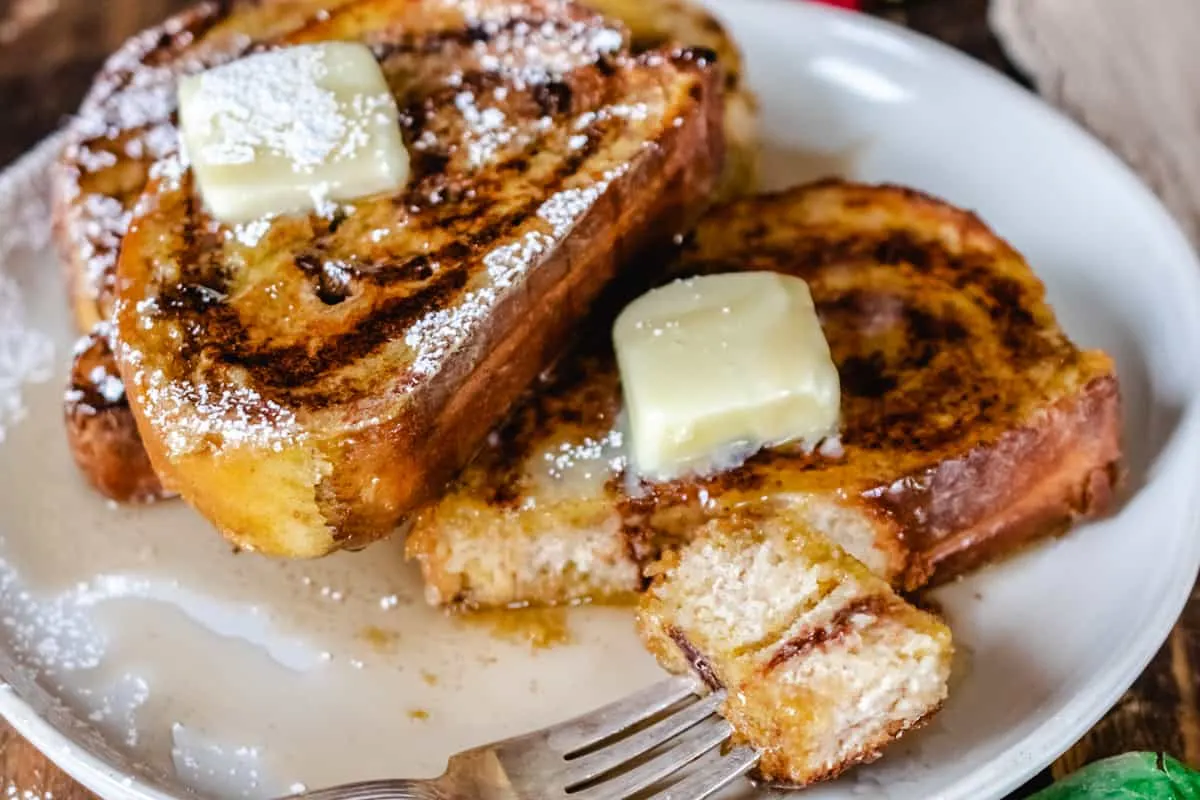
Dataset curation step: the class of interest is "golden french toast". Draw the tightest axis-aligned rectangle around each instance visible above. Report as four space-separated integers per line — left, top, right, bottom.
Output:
53 0 758 508
407 181 1123 607
89 0 724 557
53 0 756 336
638 511 952 785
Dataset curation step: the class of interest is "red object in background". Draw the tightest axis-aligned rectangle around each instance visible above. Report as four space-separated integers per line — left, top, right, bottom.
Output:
809 0 861 9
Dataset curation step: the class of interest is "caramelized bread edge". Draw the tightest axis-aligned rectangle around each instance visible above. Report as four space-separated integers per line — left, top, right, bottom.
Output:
890 371 1122 588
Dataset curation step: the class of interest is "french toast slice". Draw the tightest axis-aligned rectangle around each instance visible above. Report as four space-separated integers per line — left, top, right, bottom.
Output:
407 181 1123 607
107 0 725 557
53 0 756 336
53 0 757 506
638 512 952 785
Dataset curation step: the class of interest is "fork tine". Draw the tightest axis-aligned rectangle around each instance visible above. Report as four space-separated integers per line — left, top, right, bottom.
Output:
649 746 759 800
547 676 697 754
563 692 725 787
568 716 733 800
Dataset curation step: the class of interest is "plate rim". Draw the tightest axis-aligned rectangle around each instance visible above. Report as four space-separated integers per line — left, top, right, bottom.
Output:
1 3 1199 798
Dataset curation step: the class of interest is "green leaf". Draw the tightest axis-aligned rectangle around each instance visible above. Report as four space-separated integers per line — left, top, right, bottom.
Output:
1031 753 1200 799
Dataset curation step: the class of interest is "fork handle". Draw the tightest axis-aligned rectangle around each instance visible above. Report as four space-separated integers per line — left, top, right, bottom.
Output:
285 779 448 800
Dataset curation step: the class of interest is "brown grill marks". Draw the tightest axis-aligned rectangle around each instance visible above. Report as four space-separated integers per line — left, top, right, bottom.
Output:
151 50 627 405
765 595 892 672
533 81 574 116
680 225 1068 457
472 213 1078 499
226 267 470 391
839 352 898 400
190 131 603 396
354 127 601 287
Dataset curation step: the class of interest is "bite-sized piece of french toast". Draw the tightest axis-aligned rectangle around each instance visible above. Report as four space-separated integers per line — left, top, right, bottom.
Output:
109 0 724 557
53 0 754 337
407 181 1123 608
638 512 953 786
64 326 168 503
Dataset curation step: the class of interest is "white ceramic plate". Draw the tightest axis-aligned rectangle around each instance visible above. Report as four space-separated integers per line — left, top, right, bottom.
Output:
1 2 1199 798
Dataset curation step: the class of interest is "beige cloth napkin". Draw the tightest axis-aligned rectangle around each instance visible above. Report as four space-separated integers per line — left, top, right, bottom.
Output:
990 0 1200 246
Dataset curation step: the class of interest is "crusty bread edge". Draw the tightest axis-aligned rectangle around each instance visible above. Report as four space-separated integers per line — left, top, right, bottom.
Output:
888 372 1122 590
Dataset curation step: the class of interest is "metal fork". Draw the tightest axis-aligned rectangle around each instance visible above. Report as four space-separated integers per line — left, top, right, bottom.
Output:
287 675 759 800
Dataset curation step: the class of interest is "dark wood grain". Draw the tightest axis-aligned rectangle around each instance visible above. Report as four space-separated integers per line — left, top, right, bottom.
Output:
0 0 1191 797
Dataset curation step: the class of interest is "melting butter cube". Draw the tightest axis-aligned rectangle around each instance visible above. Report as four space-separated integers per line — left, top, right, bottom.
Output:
177 42 409 223
613 272 840 481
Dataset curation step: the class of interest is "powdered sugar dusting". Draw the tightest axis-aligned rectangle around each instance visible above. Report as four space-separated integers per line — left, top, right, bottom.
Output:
401 227 552 379
404 160 619 380
0 278 54 444
172 724 272 798
0 554 106 674
536 164 628 236
144 371 303 459
183 45 353 170
75 194 130 299
73 13 247 143
403 289 496 379
459 13 626 88
63 13 251 304
542 429 625 483
120 338 305 459
0 139 57 443
455 91 514 169
2 783 57 800
0 543 155 768
230 216 275 248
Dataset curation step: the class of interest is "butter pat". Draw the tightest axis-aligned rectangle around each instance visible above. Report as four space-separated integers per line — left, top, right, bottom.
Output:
177 42 409 223
613 272 840 481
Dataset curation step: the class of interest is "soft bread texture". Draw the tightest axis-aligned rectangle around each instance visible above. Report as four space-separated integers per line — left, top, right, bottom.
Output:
638 512 952 785
407 181 1123 607
53 0 756 336
100 0 724 556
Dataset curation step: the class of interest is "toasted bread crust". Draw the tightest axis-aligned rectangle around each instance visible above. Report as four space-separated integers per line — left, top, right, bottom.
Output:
880 373 1122 588
64 328 168 503
408 181 1123 607
109 1 724 556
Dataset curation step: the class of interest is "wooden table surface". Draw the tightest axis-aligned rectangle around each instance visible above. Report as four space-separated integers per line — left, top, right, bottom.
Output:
0 0 1195 797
